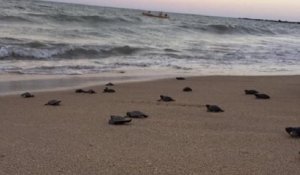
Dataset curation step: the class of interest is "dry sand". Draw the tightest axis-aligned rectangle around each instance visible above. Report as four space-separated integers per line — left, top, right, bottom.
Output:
0 76 300 175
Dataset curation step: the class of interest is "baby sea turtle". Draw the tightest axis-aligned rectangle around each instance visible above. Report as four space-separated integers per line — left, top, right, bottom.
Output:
75 89 85 93
254 93 270 99
176 77 185 80
75 89 96 94
126 111 148 118
45 100 61 106
109 116 132 125
103 87 115 93
21 92 34 98
86 89 96 94
285 127 300 137
244 89 258 95
158 95 175 102
106 82 114 86
183 87 192 92
206 104 224 112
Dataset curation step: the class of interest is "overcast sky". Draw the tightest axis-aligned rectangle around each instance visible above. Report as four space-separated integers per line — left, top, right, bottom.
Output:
47 0 300 21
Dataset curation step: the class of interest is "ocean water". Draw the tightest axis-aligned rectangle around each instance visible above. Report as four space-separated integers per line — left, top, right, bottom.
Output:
0 0 300 76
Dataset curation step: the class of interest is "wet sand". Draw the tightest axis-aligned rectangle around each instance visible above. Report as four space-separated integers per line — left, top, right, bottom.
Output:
0 70 179 95
0 76 300 174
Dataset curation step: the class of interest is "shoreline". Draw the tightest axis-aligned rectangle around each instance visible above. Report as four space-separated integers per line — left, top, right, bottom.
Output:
0 70 182 95
1 70 300 95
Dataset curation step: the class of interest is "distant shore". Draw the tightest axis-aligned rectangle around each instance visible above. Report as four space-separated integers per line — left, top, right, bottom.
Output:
239 17 300 25
1 75 300 174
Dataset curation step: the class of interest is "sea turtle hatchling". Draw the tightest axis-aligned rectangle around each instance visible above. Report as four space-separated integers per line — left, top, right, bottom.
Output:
158 95 175 102
244 89 259 95
103 87 116 93
21 92 34 98
183 87 192 92
126 111 148 118
285 127 300 137
176 77 185 80
45 99 61 106
206 104 224 112
106 82 114 86
109 116 132 125
254 93 270 99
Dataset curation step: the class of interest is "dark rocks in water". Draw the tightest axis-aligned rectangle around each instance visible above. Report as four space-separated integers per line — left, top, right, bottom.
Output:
176 77 185 80
285 127 300 137
109 116 132 125
245 89 258 95
206 104 224 112
45 99 61 106
103 87 115 93
106 82 114 86
126 111 148 118
21 92 34 98
158 95 175 102
254 93 270 99
183 87 192 92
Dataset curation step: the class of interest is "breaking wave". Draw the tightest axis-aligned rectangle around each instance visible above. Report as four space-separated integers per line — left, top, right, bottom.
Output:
0 15 32 23
179 23 276 35
27 13 137 24
0 44 142 59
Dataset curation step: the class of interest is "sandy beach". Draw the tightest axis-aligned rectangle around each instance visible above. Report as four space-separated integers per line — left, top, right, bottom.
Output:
0 75 300 175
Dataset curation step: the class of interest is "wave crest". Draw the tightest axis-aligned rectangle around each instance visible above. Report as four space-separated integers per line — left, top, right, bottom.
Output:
179 23 275 35
0 15 32 23
0 44 141 59
27 13 136 24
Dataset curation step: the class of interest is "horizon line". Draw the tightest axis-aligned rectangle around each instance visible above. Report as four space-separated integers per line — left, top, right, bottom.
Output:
40 0 300 23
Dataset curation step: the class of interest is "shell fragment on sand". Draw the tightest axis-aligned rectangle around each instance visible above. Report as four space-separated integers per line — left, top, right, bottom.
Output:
109 116 132 125
206 104 224 112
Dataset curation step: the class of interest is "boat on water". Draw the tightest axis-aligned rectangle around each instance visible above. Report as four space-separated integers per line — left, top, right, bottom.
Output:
142 11 169 19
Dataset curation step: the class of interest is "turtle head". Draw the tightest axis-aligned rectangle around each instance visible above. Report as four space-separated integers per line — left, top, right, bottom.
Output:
285 127 293 133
